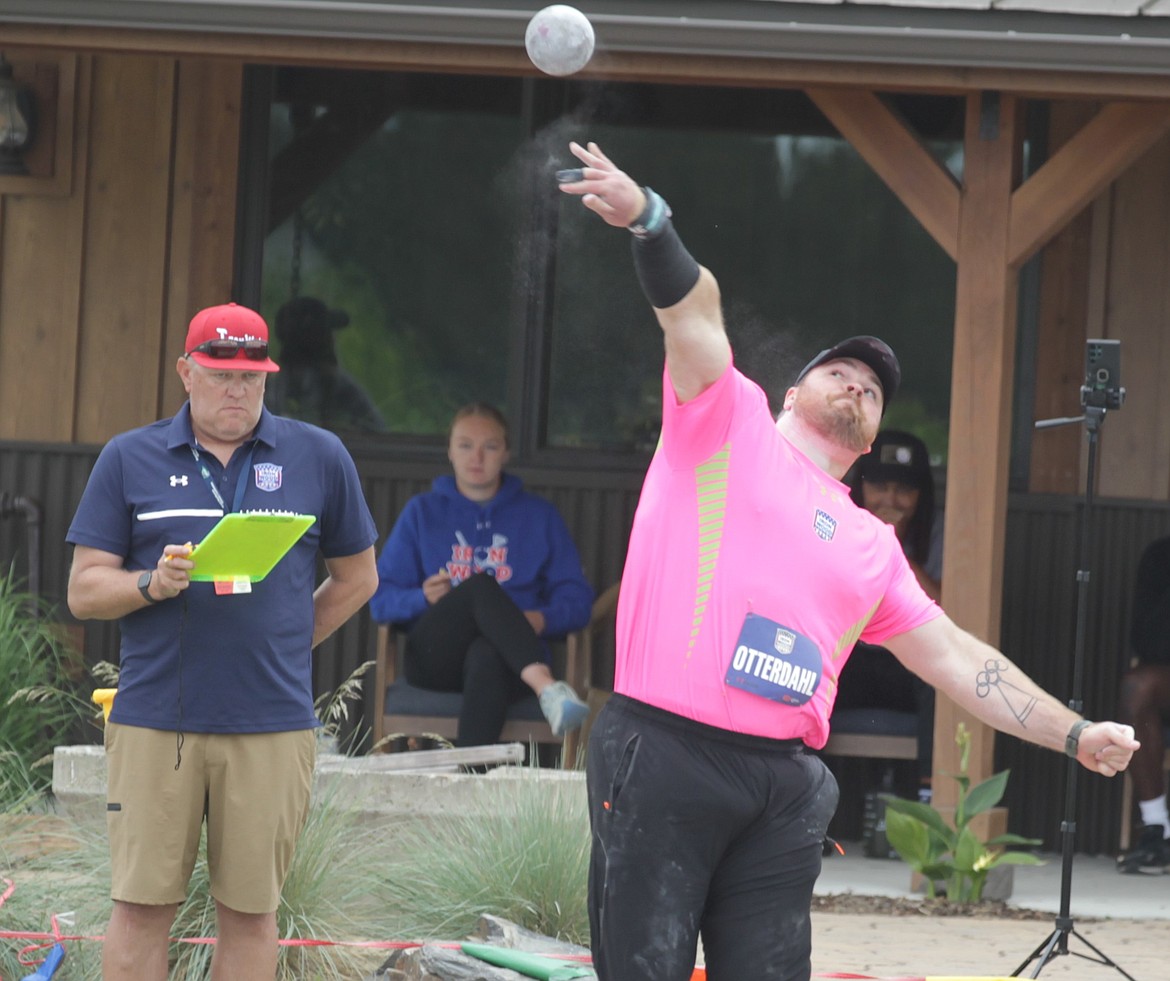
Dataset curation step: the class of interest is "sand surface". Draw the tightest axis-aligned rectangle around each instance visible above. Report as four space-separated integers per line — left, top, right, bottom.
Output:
810 912 1163 980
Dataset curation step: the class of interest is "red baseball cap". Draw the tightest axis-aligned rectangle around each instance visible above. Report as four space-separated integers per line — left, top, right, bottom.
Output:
184 302 280 373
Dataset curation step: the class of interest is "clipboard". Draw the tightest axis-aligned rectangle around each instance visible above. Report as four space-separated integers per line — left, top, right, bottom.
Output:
188 511 315 582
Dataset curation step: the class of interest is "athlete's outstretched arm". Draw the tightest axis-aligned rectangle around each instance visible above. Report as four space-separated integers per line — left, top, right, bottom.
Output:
558 141 730 403
885 613 1139 777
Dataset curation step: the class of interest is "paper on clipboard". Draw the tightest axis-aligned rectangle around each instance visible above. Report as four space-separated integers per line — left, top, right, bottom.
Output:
188 511 315 583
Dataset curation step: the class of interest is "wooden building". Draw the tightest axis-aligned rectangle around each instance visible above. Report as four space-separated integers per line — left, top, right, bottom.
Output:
4 0 1170 852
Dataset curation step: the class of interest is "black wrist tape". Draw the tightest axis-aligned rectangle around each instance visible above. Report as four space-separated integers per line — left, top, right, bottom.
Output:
631 219 701 309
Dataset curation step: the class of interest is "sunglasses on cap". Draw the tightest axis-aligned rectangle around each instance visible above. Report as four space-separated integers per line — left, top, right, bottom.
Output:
188 338 269 361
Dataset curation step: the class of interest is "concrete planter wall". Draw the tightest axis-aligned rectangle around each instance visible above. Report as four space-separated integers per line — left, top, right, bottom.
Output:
51 744 585 829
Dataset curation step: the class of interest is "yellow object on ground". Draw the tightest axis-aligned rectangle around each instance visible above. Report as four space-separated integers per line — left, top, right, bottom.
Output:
92 688 116 721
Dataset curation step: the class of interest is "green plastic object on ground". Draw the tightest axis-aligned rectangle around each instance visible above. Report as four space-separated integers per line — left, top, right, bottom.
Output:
460 942 596 979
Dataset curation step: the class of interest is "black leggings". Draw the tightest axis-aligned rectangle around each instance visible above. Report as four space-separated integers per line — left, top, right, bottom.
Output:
405 572 545 747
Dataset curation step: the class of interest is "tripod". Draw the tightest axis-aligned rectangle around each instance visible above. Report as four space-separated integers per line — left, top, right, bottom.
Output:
1013 380 1133 978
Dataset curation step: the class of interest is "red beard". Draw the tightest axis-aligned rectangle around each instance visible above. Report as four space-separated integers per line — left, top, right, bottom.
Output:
794 389 875 453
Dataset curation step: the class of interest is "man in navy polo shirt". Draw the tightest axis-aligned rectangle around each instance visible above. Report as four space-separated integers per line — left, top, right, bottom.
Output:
67 301 379 981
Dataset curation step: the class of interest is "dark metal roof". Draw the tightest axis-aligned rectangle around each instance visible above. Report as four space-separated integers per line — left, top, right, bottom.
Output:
4 0 1170 76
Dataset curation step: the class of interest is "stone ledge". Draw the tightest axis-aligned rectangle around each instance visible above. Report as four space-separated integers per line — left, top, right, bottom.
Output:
52 743 584 828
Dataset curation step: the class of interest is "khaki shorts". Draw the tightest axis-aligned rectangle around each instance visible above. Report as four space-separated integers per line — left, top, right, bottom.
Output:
105 723 316 913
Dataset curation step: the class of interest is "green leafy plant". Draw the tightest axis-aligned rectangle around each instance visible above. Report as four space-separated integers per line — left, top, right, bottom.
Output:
881 723 1044 902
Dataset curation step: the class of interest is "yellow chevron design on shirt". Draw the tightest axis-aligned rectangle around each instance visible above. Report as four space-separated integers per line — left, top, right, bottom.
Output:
687 444 731 660
831 598 882 663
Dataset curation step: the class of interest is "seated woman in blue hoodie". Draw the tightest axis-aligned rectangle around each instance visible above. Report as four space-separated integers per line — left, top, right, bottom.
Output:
370 402 594 746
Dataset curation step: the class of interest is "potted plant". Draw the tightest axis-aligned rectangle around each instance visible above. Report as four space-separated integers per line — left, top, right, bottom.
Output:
881 723 1044 903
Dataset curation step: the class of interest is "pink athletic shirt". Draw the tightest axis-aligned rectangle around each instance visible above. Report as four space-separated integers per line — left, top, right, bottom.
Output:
614 362 942 748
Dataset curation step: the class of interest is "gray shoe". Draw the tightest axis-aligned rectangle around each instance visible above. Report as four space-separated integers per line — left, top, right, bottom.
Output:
1117 824 1170 874
539 681 589 737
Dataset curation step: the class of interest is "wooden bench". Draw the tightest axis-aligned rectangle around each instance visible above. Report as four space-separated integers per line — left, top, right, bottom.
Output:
822 708 918 762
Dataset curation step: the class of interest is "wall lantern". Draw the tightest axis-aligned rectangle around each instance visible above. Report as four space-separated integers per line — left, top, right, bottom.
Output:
0 54 35 176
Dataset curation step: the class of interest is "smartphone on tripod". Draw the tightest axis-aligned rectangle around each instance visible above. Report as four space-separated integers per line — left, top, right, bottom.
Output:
1081 339 1125 410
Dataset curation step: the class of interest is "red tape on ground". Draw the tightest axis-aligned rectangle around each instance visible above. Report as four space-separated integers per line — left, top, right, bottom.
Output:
7 876 991 981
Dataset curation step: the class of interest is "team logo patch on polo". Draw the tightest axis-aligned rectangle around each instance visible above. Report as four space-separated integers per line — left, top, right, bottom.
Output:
725 612 823 706
813 509 837 541
254 462 282 492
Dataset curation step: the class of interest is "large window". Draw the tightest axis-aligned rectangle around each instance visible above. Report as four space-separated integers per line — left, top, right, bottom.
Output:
248 69 959 463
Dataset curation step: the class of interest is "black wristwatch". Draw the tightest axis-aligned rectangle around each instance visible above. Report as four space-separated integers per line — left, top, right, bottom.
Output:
137 569 158 604
1065 719 1092 759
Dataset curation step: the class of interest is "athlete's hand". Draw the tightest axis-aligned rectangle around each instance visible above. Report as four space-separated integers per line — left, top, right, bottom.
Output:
1077 721 1139 777
558 141 646 228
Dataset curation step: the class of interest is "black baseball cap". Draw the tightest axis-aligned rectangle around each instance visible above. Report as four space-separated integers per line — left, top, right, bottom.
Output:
794 335 901 412
857 430 932 488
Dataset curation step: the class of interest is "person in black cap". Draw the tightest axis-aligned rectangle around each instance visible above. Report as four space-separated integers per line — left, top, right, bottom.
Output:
850 430 941 597
266 296 386 433
558 140 1138 981
835 429 943 801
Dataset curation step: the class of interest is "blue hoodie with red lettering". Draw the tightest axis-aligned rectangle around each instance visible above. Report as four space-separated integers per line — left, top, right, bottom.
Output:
370 472 593 640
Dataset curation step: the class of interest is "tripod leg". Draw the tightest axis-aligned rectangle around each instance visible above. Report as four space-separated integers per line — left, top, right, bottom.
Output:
1012 928 1063 978
1068 929 1139 981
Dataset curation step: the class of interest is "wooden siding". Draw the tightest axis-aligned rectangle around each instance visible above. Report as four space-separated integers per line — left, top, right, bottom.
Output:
1094 134 1170 500
3 436 1165 854
997 495 1170 852
0 52 239 444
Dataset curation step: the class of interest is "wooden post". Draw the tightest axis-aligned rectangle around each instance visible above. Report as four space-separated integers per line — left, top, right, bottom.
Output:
934 92 1021 813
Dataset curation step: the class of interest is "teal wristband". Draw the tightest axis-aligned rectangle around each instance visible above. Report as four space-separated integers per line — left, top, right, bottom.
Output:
628 187 671 238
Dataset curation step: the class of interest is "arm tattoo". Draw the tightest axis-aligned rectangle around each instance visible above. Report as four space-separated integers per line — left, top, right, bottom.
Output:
975 658 1037 726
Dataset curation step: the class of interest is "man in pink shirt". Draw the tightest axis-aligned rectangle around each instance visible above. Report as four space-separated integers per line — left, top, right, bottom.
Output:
558 141 1140 981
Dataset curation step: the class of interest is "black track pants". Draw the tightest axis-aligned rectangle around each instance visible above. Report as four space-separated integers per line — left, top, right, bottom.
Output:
586 694 839 981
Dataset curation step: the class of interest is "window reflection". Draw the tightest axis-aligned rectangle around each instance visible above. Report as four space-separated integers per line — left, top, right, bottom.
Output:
254 69 958 461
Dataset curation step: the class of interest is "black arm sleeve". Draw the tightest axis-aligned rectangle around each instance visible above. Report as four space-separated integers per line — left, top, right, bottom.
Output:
630 220 701 310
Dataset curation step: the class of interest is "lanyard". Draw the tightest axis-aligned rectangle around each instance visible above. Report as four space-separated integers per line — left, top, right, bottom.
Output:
190 442 257 514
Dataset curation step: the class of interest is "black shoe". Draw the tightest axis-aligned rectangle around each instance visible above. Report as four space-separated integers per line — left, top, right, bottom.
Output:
1117 824 1170 875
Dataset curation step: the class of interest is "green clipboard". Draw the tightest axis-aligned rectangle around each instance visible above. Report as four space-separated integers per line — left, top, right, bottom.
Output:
188 511 315 582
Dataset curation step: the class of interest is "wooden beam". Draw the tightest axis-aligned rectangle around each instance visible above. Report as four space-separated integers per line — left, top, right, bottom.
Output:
14 23 1170 102
934 91 1021 815
1009 101 1170 267
806 87 961 260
